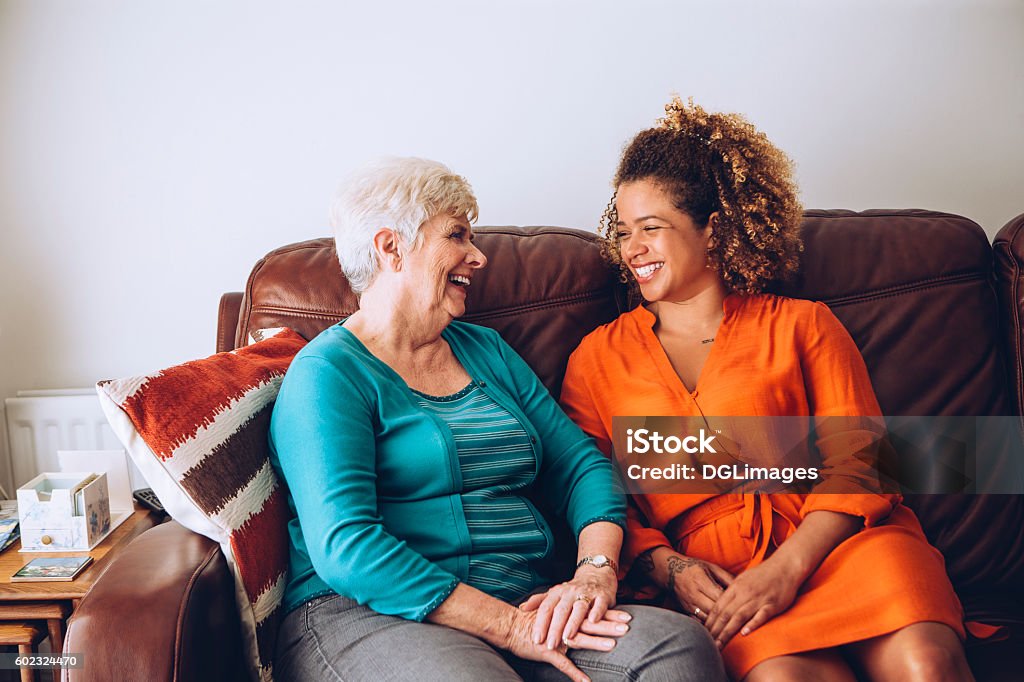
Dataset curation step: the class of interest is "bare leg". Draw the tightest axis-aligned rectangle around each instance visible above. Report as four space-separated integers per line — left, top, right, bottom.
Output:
845 622 973 682
743 649 857 682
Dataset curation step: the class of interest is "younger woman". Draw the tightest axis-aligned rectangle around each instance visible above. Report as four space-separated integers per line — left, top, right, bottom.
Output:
561 99 971 681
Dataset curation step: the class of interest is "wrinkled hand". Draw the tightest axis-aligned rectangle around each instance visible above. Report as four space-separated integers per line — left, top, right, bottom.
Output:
505 608 630 682
703 557 800 648
518 568 620 650
665 554 734 624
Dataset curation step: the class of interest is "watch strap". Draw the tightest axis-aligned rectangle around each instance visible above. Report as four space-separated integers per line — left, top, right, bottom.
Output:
576 555 619 572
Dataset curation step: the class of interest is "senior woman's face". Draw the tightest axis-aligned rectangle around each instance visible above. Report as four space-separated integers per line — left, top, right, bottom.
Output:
403 213 487 320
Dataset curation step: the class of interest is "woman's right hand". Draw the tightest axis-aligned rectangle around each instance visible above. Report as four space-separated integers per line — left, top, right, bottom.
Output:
665 553 735 624
502 607 632 682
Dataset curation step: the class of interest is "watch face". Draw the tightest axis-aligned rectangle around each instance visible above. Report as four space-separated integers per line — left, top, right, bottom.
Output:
592 555 608 566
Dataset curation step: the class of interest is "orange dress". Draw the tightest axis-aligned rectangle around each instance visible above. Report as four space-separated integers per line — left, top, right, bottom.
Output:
561 293 964 679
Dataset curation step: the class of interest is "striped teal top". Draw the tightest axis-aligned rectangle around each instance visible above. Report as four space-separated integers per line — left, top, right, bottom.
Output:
412 381 547 602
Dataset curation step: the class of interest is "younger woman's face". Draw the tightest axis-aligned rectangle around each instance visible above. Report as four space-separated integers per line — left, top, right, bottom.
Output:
614 179 718 303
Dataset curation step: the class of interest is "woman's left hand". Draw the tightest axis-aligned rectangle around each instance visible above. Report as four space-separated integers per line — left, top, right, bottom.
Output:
519 567 619 650
702 556 801 648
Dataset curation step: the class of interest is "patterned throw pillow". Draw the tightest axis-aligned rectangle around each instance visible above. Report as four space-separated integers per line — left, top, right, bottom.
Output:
96 327 308 682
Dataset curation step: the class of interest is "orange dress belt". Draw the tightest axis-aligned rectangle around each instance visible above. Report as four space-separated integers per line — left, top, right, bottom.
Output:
672 493 799 568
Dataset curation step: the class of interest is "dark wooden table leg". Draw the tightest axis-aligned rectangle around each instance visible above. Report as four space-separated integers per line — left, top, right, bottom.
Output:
47 618 64 682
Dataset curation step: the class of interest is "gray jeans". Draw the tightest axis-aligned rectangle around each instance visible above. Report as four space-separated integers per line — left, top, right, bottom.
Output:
275 594 725 682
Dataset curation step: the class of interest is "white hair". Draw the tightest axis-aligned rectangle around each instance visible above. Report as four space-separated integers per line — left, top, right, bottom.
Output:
329 157 479 294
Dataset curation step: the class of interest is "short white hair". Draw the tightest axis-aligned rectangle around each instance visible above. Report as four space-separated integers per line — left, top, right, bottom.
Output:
330 157 479 294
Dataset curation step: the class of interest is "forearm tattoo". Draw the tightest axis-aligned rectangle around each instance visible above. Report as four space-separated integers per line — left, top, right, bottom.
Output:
666 556 699 591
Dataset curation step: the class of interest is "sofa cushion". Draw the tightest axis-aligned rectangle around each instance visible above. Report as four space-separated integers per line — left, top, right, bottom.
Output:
236 227 625 399
97 327 308 682
773 210 1023 615
778 210 1011 417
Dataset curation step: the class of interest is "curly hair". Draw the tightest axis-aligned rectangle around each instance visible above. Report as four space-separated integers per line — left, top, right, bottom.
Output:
601 97 803 294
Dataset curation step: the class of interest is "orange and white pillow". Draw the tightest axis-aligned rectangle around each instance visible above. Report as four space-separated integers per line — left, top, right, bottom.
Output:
97 327 308 682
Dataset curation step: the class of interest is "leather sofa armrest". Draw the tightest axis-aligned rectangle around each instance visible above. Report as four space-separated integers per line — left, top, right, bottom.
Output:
64 521 246 682
218 292 244 353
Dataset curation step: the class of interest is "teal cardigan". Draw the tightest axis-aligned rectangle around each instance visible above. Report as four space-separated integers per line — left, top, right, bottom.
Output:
269 320 626 621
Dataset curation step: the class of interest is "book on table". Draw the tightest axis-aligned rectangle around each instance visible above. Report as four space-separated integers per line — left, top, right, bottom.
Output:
0 518 18 552
11 556 93 582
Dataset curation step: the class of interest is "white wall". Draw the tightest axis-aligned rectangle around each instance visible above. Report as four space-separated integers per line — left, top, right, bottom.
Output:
1 0 1022 493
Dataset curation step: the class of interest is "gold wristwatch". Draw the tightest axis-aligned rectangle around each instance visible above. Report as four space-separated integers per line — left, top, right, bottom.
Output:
576 554 618 572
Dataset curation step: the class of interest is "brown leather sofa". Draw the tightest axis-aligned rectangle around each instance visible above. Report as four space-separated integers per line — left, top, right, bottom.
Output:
65 209 1024 681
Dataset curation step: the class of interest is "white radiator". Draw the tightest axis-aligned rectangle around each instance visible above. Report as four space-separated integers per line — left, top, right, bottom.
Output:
3 389 144 495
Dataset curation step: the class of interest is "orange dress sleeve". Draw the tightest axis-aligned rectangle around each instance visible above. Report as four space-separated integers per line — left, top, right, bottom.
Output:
798 302 900 526
561 341 674 568
560 344 613 456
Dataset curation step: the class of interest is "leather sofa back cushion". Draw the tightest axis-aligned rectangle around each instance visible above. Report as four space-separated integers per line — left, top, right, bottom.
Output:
238 227 625 399
237 212 1022 618
779 211 1022 618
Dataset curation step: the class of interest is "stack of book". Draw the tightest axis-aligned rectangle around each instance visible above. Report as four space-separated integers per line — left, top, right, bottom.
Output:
0 501 19 552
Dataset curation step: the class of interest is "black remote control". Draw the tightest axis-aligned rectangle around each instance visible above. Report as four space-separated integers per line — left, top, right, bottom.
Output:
133 488 167 514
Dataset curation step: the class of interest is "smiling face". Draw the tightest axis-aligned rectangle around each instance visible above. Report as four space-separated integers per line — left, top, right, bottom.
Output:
401 212 487 321
614 179 720 303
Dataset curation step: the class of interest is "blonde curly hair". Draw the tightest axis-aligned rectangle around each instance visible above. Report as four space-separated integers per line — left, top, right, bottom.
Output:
602 97 803 294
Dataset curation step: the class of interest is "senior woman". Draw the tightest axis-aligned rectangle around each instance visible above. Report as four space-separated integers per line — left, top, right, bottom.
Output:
268 157 723 682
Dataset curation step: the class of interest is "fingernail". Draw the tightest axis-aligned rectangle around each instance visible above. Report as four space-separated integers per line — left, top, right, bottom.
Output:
620 613 633 622
616 624 629 633
602 639 615 649
741 627 750 636
715 639 723 648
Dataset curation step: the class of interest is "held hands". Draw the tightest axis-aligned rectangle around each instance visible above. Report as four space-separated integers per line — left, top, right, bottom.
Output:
703 556 801 648
665 550 800 647
667 511 859 647
519 565 620 650
504 606 633 682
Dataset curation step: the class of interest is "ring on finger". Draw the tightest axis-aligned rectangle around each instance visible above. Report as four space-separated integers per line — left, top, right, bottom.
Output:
574 594 593 605
694 606 704 618
562 635 572 649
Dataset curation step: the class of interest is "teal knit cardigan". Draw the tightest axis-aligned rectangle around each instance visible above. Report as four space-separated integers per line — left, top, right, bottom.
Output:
269 321 626 620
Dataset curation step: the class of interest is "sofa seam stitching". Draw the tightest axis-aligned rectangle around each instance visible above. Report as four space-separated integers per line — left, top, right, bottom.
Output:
820 272 987 307
462 290 618 320
248 308 350 321
239 258 270 349
247 290 618 322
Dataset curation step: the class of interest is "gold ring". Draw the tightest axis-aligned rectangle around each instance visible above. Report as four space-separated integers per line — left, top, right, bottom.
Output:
694 606 703 617
574 594 593 605
562 635 572 648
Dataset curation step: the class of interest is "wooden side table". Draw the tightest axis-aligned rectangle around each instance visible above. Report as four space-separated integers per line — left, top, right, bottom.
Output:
0 509 158 681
